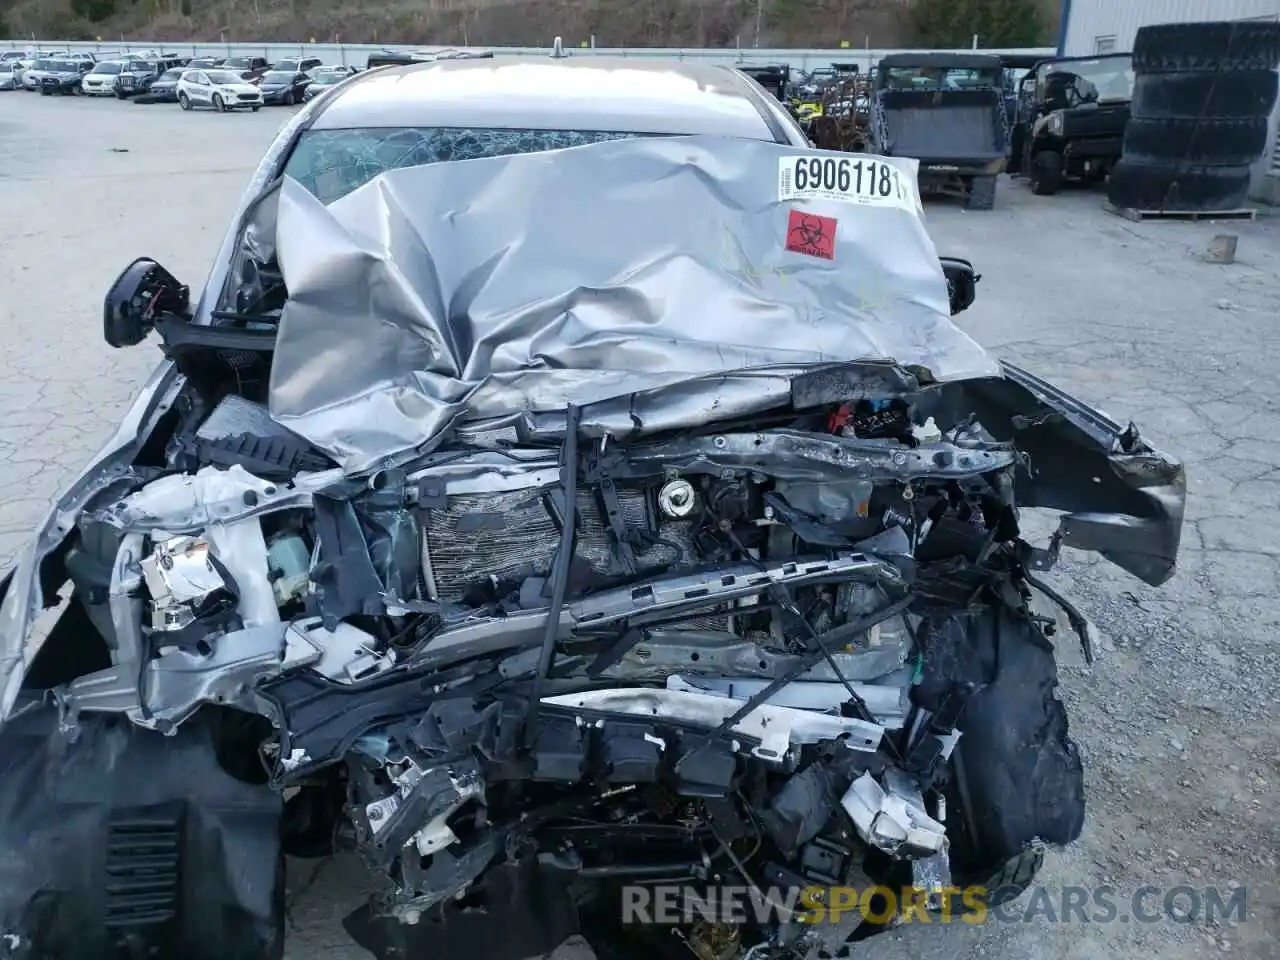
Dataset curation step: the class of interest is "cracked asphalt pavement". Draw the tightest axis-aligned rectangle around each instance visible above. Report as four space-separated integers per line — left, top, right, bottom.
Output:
0 93 1276 960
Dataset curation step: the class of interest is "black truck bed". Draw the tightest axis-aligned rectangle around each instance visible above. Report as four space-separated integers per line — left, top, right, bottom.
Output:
875 88 1008 166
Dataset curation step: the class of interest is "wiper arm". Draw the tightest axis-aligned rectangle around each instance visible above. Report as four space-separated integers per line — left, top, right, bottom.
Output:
154 315 276 355
210 310 280 324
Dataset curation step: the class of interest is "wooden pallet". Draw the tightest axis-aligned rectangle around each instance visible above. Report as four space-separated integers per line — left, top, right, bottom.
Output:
1103 201 1256 222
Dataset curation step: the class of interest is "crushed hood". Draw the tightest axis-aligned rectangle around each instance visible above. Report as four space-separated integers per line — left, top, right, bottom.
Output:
268 135 998 472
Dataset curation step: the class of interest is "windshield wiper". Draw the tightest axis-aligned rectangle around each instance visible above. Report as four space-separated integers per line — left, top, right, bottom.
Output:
155 315 276 356
211 310 281 325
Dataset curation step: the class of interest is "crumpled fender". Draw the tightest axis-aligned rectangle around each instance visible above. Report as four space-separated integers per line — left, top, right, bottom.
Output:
0 364 182 725
941 361 1186 587
0 97 324 730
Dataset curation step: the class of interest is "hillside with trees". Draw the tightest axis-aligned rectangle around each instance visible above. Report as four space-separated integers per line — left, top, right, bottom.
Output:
2 0 1057 50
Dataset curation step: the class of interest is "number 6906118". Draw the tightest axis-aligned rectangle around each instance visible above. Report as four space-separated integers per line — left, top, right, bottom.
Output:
792 156 905 201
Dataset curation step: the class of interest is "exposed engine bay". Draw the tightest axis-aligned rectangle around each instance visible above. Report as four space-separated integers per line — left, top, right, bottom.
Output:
9 368 1164 960
0 139 1184 960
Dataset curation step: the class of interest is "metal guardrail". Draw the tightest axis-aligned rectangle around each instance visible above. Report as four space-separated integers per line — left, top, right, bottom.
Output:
0 40 1055 71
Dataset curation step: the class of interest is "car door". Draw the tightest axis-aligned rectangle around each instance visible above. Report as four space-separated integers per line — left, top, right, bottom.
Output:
190 71 212 105
1006 72 1039 173
1018 71 1039 126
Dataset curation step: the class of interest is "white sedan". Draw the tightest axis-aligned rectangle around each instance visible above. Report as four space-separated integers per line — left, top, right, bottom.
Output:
176 68 263 112
80 60 124 96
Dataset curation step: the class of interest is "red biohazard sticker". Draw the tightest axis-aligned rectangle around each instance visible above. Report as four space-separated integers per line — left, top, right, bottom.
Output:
785 209 837 260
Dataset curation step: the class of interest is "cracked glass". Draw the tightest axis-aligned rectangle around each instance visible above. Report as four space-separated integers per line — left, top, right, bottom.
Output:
283 127 650 205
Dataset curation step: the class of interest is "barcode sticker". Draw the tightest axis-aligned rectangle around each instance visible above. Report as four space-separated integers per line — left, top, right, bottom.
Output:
778 155 918 212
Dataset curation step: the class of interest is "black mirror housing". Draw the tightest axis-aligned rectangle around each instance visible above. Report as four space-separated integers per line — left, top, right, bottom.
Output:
939 256 980 316
104 257 190 348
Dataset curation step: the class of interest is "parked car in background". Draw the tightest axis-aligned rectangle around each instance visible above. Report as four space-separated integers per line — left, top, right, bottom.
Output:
21 59 52 90
176 68 264 111
115 56 185 98
39 58 92 95
258 67 312 105
81 59 125 95
186 57 220 69
115 59 157 98
435 47 493 60
133 66 185 103
310 63 357 79
11 58 31 87
272 55 323 74
1006 53 1134 195
365 48 433 68
301 64 357 101
0 60 22 90
26 57 65 92
218 56 269 81
869 52 1009 210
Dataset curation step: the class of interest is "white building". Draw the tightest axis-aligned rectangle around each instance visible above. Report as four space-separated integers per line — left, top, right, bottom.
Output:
1060 0 1280 203
1060 0 1280 57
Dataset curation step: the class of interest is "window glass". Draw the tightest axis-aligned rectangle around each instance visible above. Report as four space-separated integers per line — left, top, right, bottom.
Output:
285 126 652 204
881 65 1001 89
1044 55 1134 101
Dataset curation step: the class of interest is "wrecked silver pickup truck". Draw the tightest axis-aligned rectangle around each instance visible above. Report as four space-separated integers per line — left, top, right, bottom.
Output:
0 136 1183 960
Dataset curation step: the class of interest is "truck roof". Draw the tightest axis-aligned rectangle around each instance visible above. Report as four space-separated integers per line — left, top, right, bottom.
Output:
877 52 1004 70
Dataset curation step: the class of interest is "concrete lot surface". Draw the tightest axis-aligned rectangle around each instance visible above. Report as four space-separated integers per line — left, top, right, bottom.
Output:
0 92 1277 960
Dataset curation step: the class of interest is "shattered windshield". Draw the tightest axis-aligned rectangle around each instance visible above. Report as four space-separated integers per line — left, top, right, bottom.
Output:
283 127 649 205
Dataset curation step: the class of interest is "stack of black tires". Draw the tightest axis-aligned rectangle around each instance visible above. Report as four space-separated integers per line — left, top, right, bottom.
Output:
1108 20 1280 212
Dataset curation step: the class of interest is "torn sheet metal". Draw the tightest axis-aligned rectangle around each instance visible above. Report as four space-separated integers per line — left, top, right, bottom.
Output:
93 463 344 534
666 674 910 729
269 136 999 471
539 687 884 762
841 769 947 857
943 362 1186 586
